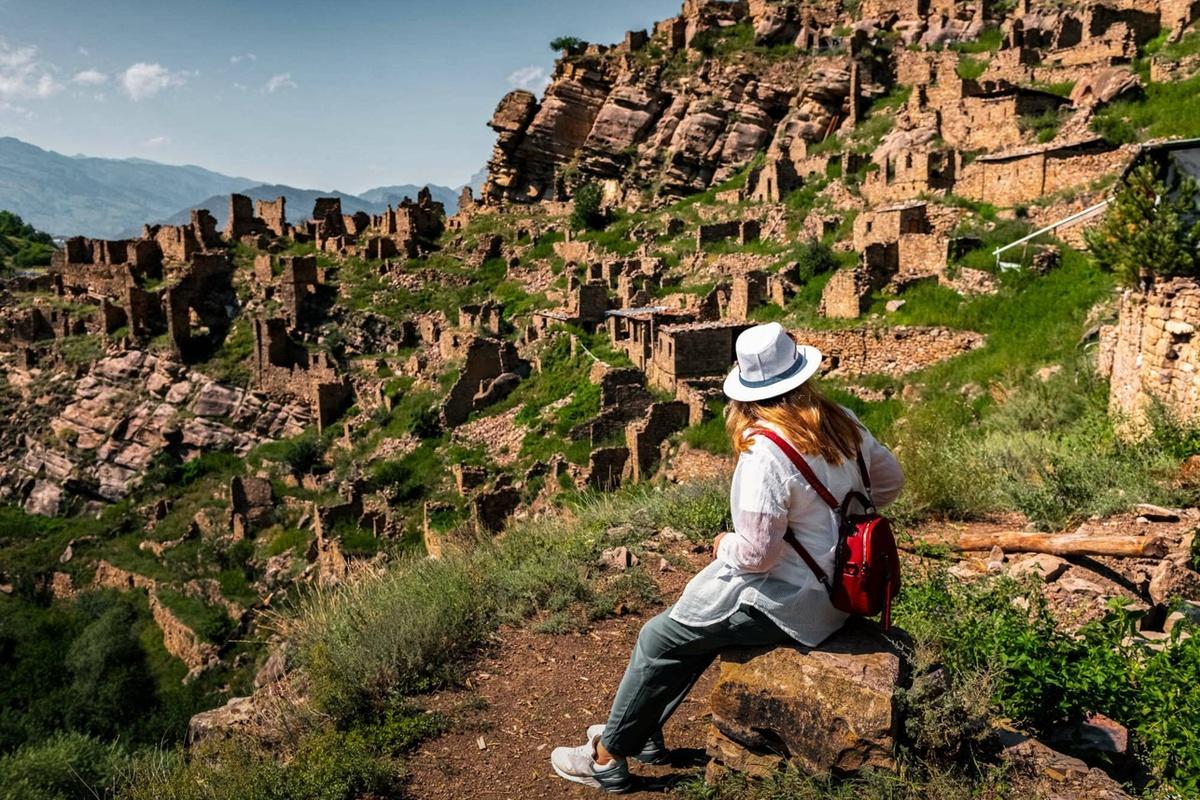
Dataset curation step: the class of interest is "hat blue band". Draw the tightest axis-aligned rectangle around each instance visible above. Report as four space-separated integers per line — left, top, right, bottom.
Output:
738 350 806 389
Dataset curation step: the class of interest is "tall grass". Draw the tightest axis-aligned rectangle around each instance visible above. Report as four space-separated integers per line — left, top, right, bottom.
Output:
283 479 729 719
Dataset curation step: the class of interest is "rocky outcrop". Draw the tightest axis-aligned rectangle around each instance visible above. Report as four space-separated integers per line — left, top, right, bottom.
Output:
0 349 310 513
479 3 872 205
706 621 904 778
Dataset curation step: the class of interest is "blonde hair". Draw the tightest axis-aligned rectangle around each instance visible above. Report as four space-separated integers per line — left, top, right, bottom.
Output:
726 381 862 464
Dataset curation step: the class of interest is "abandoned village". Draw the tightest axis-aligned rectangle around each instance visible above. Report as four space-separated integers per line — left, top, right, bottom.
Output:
4 0 1200 797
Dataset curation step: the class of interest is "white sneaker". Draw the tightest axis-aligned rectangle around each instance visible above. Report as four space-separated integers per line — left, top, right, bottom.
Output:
550 736 631 793
585 724 668 765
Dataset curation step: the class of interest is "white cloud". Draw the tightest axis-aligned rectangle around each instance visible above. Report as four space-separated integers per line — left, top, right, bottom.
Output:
120 62 186 101
263 73 297 93
0 99 33 118
143 135 170 147
0 39 63 100
506 65 550 92
233 81 248 92
230 52 256 64
72 68 107 86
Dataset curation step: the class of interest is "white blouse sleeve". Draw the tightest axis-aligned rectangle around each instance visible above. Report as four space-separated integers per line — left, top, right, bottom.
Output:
852 412 904 508
717 443 794 573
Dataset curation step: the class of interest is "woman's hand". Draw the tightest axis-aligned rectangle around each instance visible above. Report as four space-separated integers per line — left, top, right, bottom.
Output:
712 531 728 559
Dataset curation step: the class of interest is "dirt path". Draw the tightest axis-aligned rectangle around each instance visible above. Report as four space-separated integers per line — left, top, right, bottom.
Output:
406 557 713 799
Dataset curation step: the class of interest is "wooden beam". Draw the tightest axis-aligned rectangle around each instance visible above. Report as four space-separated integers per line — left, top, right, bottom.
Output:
905 531 1167 559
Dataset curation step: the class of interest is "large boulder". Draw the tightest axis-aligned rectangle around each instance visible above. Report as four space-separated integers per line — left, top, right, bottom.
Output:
707 620 905 778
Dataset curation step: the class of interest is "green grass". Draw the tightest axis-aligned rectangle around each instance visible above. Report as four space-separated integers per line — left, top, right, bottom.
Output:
1092 72 1200 143
862 249 1198 527
154 588 235 644
951 27 1004 54
285 478 729 718
956 56 989 80
680 404 731 455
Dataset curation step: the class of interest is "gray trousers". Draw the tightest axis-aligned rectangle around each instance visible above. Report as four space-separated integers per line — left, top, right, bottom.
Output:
600 604 791 758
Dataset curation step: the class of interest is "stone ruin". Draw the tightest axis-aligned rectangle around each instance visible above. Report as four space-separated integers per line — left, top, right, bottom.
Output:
251 317 351 432
366 187 446 259
227 193 290 242
440 334 529 427
1099 278 1200 438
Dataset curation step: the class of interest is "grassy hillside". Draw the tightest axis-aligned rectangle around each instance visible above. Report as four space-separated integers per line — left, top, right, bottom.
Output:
0 211 55 274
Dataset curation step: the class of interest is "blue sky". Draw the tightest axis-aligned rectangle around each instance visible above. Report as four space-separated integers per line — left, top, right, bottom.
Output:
0 0 679 193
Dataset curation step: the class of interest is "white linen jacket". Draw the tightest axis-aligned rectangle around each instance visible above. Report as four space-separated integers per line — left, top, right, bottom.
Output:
669 410 904 646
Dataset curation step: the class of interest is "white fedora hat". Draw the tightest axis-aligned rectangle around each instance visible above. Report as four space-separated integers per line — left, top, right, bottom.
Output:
723 322 822 402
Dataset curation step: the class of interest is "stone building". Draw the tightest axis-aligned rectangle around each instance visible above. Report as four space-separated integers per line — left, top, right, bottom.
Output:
251 317 351 431
648 321 752 391
1099 278 1200 437
958 138 1125 207
853 201 931 251
860 150 957 205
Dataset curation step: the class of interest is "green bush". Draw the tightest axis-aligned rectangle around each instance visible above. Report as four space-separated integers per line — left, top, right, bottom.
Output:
258 432 326 474
896 568 1200 793
119 730 405 800
0 732 128 800
549 36 585 54
792 239 839 283
570 183 608 231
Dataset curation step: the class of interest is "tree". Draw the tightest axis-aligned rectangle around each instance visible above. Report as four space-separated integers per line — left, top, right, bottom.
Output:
1085 163 1200 287
549 36 585 55
570 183 607 231
794 239 838 282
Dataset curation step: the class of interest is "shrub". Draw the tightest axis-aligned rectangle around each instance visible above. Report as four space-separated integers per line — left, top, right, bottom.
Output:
0 732 128 800
896 567 1200 793
549 36 585 54
288 555 490 716
1085 162 1200 286
792 239 838 283
119 729 406 800
258 432 326 474
570 183 607 231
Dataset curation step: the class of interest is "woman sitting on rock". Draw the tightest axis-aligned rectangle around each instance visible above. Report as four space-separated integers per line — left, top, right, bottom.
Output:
551 322 905 792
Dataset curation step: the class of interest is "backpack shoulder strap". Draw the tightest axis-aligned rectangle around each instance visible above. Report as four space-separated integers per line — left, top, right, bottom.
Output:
750 427 838 510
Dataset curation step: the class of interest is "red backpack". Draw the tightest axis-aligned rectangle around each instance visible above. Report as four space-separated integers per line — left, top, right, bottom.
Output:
751 428 901 630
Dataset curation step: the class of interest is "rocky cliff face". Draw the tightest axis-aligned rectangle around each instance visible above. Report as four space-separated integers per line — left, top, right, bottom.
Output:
479 0 1182 207
482 0 877 204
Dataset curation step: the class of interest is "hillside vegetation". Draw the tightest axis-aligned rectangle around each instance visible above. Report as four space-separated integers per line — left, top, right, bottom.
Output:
3 0 1200 799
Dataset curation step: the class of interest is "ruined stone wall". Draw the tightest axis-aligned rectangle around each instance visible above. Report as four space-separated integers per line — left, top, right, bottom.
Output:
959 142 1126 207
255 197 287 237
819 268 869 319
1041 145 1128 196
860 151 956 205
648 322 750 390
960 153 1050 207
728 271 766 320
897 234 949 275
252 317 349 430
1100 279 1200 436
852 204 928 251
625 401 689 482
797 326 986 377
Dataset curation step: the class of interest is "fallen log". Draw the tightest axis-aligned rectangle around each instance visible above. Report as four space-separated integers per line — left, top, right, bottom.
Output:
905 531 1167 559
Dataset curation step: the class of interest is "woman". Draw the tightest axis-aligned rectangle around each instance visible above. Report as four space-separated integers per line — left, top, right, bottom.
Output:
551 322 905 792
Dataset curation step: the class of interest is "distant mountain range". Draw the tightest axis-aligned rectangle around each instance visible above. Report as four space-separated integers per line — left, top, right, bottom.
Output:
0 136 486 240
